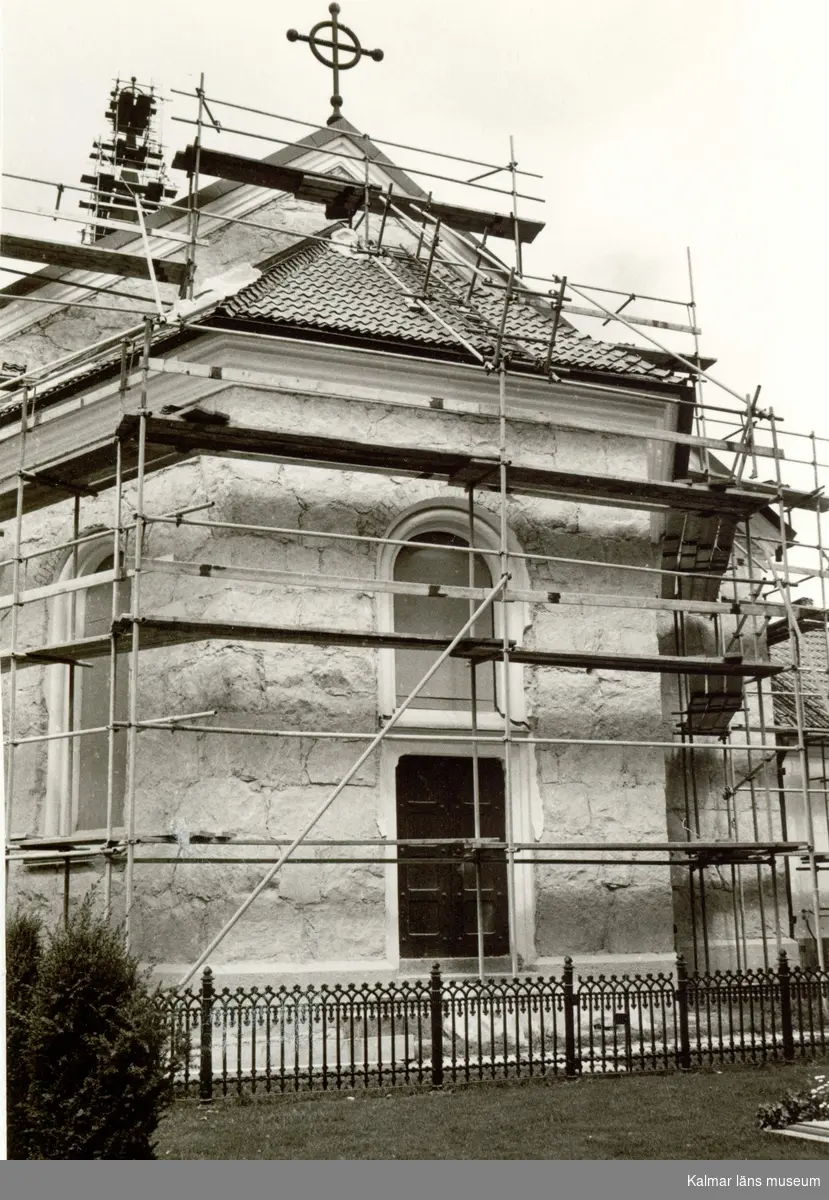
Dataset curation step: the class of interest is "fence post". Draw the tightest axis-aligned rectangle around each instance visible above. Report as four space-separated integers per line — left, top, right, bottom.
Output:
676 954 691 1070
199 966 214 1105
430 962 444 1087
778 949 796 1063
563 956 577 1077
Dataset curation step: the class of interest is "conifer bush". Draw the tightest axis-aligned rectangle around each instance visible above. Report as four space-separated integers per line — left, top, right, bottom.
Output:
17 899 173 1159
6 910 44 1159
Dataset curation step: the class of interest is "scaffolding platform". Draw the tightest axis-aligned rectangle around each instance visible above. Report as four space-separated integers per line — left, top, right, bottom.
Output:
2 413 821 524
683 676 745 734
662 512 737 602
0 613 786 678
2 73 827 982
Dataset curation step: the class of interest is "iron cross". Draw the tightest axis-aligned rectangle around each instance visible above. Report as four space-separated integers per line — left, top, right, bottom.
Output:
287 4 384 125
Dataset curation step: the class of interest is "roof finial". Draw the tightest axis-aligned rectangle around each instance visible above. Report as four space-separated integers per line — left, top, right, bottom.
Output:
287 4 384 126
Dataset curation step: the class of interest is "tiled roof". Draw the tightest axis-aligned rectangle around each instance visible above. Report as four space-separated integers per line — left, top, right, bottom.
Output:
0 230 691 424
215 238 689 384
771 630 829 734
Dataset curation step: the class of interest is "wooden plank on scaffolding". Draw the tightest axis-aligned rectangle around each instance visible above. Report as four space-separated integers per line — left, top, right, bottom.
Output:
457 645 783 677
0 621 502 671
0 613 785 677
0 437 185 523
8 833 118 850
171 144 545 244
117 415 817 517
0 233 187 287
0 410 817 527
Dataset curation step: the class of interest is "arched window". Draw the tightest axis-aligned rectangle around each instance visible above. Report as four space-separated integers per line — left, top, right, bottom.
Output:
46 551 130 835
393 531 495 711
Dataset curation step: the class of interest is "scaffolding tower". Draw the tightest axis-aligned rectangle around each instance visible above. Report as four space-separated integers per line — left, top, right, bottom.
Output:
2 79 829 985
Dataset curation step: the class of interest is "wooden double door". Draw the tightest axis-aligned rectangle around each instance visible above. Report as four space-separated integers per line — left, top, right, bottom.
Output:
396 754 509 959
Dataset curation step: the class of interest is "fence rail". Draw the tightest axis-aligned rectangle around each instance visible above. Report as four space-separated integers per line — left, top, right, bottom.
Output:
154 952 829 1101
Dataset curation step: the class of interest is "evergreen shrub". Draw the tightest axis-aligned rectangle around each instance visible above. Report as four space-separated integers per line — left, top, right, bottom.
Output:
17 899 173 1159
6 910 44 1159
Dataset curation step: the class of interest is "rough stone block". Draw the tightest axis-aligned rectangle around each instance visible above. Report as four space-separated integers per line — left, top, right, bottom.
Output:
304 739 377 786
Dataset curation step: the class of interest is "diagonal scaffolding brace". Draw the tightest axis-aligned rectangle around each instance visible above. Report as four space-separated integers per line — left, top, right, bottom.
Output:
177 574 508 985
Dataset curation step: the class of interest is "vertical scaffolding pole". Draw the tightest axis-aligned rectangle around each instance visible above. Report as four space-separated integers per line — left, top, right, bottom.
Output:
720 525 756 967
686 247 709 475
721 745 743 971
498 362 519 976
677 610 710 971
63 493 81 926
104 429 125 919
742 521 782 955
811 431 829 706
719 573 769 968
5 385 30 855
508 136 523 278
183 73 206 301
467 486 486 980
672 608 699 970
810 432 829 916
123 319 152 950
363 143 371 250
769 411 824 967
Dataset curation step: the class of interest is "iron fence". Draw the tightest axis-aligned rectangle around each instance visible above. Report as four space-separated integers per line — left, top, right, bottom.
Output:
155 951 829 1100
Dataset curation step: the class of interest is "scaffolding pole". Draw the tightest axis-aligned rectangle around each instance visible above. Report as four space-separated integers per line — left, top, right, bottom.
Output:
176 575 508 986
498 361 519 977
468 486 486 980
104 432 124 918
769 412 824 967
123 320 152 951
4 385 30 853
4 89 828 981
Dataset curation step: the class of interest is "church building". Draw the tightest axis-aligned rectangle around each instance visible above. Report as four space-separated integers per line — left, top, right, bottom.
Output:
2 16 826 986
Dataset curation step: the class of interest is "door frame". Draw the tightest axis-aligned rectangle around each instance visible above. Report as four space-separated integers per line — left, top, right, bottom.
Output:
395 753 509 959
380 737 538 967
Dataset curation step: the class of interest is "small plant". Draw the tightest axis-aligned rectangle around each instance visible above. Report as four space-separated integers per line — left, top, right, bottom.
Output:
6 910 44 1159
758 1073 829 1130
21 899 174 1159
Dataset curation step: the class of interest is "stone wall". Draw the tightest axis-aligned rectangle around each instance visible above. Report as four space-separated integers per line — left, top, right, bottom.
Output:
3 374 683 971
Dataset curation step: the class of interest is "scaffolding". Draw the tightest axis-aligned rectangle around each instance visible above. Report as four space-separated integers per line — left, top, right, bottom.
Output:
2 77 829 986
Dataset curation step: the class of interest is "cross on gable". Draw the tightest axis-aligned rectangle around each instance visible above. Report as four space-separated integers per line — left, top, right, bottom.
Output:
287 3 384 126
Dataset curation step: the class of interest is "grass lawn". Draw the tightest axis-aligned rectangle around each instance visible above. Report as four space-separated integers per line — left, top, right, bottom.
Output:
156 1066 829 1160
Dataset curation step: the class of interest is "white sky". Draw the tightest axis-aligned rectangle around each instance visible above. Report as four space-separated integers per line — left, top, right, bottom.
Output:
1 0 828 471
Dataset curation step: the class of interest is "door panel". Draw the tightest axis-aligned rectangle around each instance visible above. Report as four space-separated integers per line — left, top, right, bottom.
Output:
397 755 509 958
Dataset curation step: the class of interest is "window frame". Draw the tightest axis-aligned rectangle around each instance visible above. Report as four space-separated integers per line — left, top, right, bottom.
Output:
44 542 130 837
392 529 497 713
376 501 528 729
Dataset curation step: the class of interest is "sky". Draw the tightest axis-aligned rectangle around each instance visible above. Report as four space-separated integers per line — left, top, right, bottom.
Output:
1 0 828 477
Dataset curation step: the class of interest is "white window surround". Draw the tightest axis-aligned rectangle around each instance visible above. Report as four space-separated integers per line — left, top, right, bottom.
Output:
376 499 529 728
376 500 539 965
44 541 129 838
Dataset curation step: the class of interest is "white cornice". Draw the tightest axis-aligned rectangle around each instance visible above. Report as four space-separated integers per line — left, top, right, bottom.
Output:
0 329 677 489
193 329 678 428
